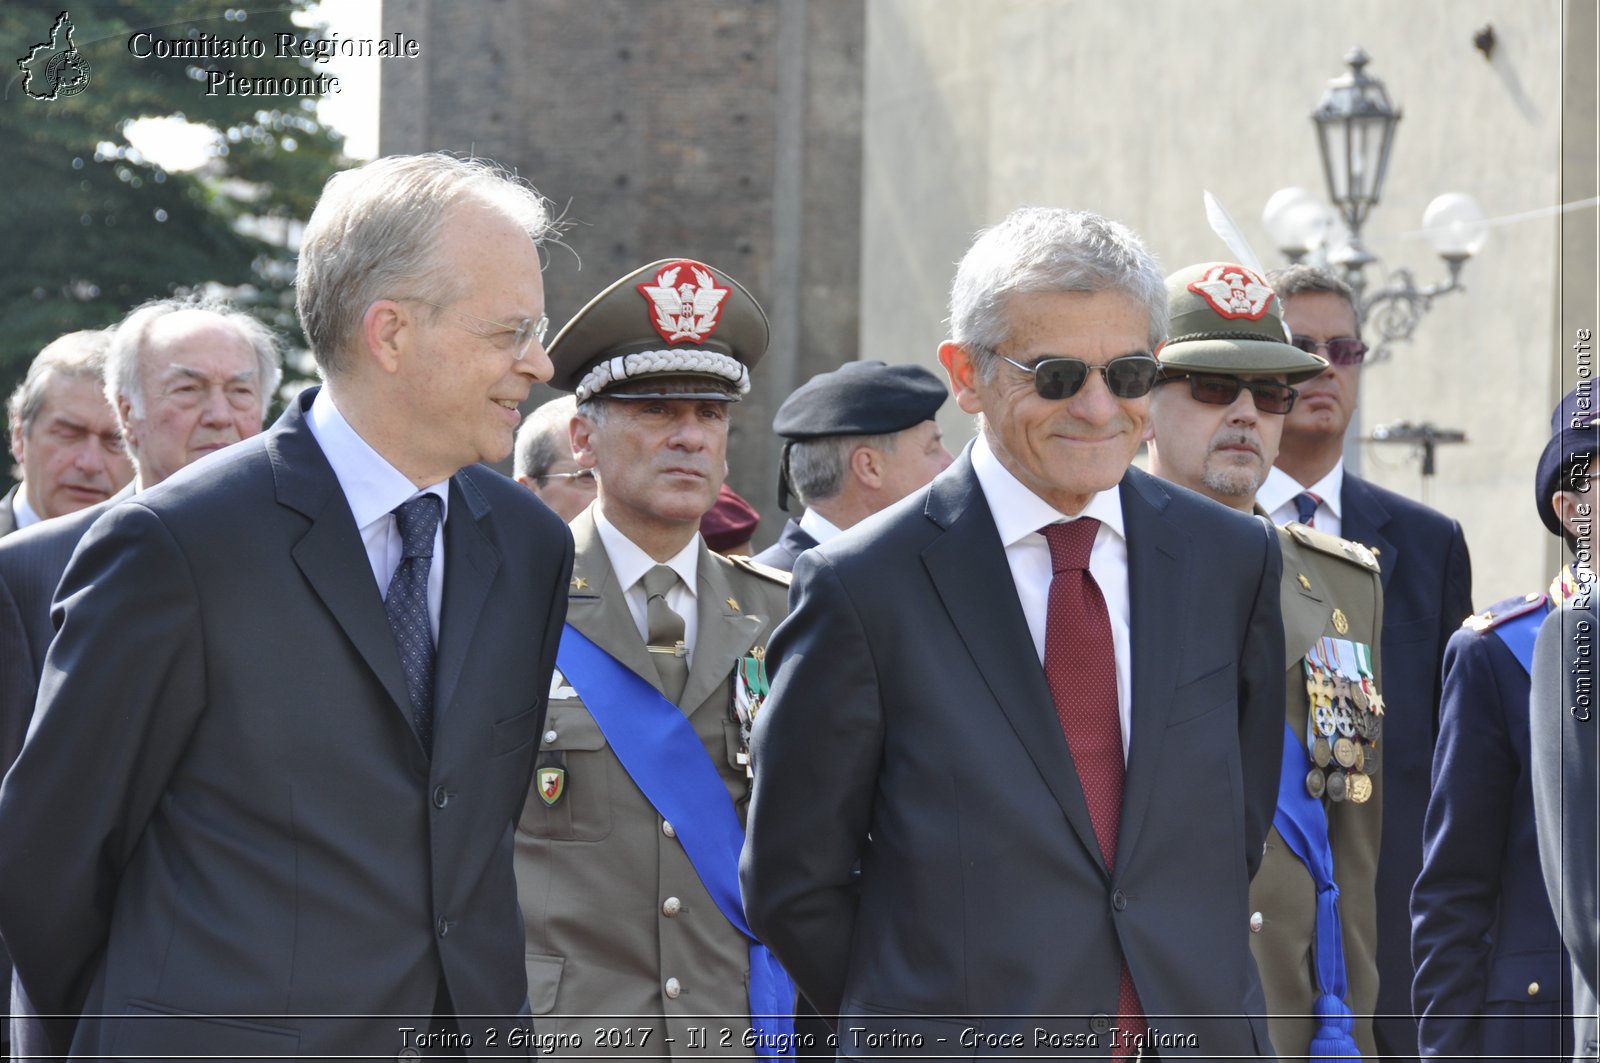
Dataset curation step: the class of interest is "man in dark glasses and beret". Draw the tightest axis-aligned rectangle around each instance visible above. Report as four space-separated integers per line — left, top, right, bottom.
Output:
1147 261 1385 1061
743 208 1285 1060
1260 265 1474 1061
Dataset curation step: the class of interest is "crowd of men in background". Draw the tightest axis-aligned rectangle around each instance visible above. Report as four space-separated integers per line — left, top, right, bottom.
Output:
0 151 1593 1063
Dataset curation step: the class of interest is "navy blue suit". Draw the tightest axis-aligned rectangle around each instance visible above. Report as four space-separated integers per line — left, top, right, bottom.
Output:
1412 593 1572 1061
751 516 818 574
1340 474 1474 1058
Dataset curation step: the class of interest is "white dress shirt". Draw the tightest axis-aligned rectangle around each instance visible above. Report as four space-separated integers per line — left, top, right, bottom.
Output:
594 511 702 667
971 434 1134 760
1259 461 1345 537
306 388 448 642
11 491 40 530
797 507 845 548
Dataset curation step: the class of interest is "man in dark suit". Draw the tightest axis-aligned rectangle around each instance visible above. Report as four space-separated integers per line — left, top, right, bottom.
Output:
0 297 281 1056
1532 601 1600 1062
1411 384 1594 1061
3 330 134 534
742 208 1285 1060
1260 265 1474 1060
0 152 574 1059
753 361 950 572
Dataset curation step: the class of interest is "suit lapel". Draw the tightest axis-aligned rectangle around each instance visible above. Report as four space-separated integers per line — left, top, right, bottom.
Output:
432 469 501 722
565 510 661 692
273 391 413 724
1341 476 1396 594
1114 467 1185 875
921 455 1106 873
681 543 764 715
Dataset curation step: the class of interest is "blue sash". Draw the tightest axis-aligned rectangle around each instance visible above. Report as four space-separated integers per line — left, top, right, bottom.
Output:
1489 606 1545 675
557 625 795 1060
1273 722 1363 1060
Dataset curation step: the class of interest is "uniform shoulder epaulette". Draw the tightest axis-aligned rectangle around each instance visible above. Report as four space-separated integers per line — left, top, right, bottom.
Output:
1285 521 1381 574
1461 591 1547 633
723 553 792 587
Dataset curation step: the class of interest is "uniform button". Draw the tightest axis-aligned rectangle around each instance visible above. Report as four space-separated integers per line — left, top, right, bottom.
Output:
1089 1013 1111 1034
1111 888 1128 911
664 977 682 999
1528 982 1541 997
431 785 450 809
662 820 677 838
436 916 450 938
543 729 558 745
662 896 682 917
1249 912 1264 933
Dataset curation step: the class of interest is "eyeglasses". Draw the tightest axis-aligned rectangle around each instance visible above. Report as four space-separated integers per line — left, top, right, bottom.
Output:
1155 373 1299 415
994 351 1162 401
540 469 596 486
1289 336 1367 367
408 297 549 362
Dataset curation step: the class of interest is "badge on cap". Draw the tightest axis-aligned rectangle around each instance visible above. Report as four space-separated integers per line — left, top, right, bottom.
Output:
1188 264 1275 321
638 261 730 344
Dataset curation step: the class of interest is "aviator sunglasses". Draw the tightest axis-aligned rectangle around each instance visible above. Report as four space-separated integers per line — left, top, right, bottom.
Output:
994 351 1162 401
1289 336 1367 367
1155 372 1299 415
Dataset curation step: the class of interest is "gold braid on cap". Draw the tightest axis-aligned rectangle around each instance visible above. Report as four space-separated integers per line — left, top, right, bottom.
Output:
576 349 751 401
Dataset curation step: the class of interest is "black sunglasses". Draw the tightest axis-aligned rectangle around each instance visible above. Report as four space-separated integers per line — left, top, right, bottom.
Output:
995 352 1162 401
1156 373 1299 415
1290 336 1367 367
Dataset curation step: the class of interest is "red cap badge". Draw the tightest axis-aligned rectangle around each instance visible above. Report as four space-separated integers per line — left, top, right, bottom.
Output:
637 260 731 344
1187 264 1277 321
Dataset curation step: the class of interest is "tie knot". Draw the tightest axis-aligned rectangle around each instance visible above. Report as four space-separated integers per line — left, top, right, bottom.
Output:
393 494 441 560
642 564 679 600
1293 491 1323 526
1042 518 1100 573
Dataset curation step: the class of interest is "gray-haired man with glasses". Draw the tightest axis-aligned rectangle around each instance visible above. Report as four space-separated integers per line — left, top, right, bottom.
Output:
514 393 598 522
743 207 1284 1059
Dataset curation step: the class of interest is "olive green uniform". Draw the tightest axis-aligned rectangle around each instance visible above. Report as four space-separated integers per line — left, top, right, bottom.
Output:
1252 521 1385 1059
515 509 790 1058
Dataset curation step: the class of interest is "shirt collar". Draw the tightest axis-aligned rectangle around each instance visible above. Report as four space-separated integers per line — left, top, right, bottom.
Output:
307 387 449 531
971 433 1125 546
593 508 701 598
797 507 845 545
11 489 41 530
1258 459 1344 520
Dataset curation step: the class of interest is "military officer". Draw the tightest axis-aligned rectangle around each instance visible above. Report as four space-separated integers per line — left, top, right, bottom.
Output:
515 259 793 1060
1146 262 1385 1060
1410 384 1593 1061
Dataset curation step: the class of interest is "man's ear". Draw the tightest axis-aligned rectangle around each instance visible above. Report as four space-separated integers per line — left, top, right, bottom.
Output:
938 341 984 415
9 421 25 465
569 412 598 469
361 300 409 374
1552 490 1592 541
849 443 884 490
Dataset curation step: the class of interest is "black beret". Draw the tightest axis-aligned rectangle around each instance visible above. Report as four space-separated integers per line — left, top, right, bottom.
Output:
773 361 948 439
1535 382 1600 537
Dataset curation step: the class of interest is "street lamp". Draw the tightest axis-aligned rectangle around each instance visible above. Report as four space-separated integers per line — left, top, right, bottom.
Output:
1262 47 1487 363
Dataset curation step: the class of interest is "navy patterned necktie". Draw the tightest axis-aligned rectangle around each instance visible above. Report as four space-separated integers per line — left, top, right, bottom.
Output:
386 494 442 753
1293 490 1323 527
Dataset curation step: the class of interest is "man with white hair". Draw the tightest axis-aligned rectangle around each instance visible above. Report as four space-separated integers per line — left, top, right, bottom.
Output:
513 392 596 521
0 153 574 1058
3 330 132 532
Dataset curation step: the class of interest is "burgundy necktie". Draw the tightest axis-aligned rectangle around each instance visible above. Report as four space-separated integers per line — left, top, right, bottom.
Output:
1041 518 1146 1056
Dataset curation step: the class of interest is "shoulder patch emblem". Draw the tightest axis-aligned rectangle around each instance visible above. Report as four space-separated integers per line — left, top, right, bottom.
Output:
1461 592 1547 633
1287 522 1381 574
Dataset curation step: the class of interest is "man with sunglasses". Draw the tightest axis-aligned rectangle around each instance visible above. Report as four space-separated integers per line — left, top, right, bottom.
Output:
743 209 1285 1059
1260 265 1474 1061
514 393 598 522
1147 262 1386 1061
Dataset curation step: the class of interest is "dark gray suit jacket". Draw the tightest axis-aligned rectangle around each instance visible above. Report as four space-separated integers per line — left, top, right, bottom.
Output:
0 388 573 1059
742 454 1285 1060
0 483 21 537
1532 603 1600 1061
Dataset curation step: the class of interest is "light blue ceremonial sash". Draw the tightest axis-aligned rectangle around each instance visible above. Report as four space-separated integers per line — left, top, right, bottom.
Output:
557 625 795 1060
1273 721 1363 1060
1489 605 1546 675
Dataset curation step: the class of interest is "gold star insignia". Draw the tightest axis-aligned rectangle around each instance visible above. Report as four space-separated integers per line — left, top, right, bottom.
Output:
570 576 589 592
726 597 740 612
1297 573 1312 591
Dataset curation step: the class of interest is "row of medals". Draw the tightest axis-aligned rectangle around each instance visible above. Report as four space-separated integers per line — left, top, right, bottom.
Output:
1305 669 1380 804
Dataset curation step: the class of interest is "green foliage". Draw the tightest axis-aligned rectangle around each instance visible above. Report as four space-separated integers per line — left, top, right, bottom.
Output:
2 1 349 411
